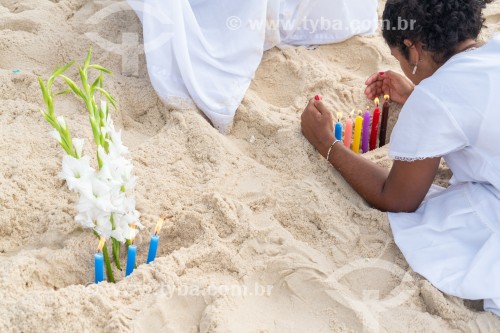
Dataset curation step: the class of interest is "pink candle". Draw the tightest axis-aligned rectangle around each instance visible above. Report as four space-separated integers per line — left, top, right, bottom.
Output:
343 113 353 148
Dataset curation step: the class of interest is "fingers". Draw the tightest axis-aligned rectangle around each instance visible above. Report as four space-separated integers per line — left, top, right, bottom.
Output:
314 100 330 115
383 70 398 79
365 72 381 85
305 98 320 113
364 80 384 100
364 71 389 99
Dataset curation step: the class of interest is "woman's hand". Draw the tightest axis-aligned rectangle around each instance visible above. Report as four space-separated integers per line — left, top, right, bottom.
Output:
364 71 415 105
301 97 335 158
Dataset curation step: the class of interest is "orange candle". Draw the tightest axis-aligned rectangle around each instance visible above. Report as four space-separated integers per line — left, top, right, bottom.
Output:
352 110 363 154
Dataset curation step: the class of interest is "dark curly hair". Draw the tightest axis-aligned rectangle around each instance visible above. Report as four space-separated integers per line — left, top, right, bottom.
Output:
382 0 493 63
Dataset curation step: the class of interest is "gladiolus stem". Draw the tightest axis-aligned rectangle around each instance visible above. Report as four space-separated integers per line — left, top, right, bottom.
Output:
101 241 115 283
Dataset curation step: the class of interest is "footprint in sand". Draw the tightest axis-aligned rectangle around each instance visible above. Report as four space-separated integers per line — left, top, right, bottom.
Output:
0 16 40 33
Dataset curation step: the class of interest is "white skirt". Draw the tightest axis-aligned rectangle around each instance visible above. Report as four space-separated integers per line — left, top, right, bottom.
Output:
388 182 500 316
130 0 378 133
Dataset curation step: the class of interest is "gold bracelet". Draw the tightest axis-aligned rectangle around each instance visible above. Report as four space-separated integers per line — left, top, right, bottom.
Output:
326 139 340 163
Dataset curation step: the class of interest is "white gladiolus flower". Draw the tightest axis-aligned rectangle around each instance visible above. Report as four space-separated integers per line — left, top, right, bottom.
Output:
95 213 113 239
73 138 84 158
60 155 94 192
51 130 62 143
75 210 96 229
53 102 142 241
107 128 128 156
57 116 67 129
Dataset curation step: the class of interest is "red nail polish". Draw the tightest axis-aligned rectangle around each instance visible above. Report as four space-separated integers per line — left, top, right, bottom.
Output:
379 72 385 76
314 95 321 101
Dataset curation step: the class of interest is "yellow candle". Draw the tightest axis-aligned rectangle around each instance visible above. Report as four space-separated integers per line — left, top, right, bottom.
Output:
352 110 363 154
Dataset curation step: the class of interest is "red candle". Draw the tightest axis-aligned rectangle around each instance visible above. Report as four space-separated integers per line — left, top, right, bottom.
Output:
379 95 390 147
369 98 380 151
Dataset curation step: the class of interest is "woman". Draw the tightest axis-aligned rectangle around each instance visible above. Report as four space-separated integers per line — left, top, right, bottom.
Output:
130 0 378 133
301 0 500 315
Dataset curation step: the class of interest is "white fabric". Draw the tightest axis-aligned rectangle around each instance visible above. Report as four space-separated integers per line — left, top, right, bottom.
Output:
130 0 378 133
388 34 500 316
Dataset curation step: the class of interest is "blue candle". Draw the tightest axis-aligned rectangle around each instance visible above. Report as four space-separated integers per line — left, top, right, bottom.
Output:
147 235 159 264
361 108 371 153
335 122 343 141
125 244 137 276
335 112 343 141
95 252 105 283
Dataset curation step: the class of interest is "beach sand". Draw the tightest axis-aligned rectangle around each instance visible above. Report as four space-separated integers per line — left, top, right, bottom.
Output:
1 0 500 332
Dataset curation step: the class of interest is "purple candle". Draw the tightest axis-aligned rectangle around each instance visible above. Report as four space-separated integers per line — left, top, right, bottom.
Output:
361 108 371 153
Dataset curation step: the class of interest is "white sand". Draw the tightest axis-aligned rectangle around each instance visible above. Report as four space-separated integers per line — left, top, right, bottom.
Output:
1 0 500 332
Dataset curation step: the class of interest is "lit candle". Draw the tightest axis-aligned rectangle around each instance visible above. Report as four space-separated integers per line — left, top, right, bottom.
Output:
361 107 371 153
125 226 137 277
95 237 105 284
379 95 390 147
343 111 354 148
335 112 343 141
352 110 363 154
369 97 381 151
147 216 165 264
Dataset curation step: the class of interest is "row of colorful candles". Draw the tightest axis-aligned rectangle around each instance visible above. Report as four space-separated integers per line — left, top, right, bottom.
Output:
94 217 165 283
330 95 390 153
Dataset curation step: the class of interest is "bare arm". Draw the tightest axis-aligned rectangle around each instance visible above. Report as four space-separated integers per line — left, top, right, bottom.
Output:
301 99 440 212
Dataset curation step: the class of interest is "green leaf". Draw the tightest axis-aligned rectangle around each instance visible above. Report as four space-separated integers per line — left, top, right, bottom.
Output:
60 75 86 100
38 77 49 106
42 111 59 130
84 47 92 70
89 64 112 75
54 61 75 78
95 87 118 110
90 74 103 95
79 65 90 96
89 115 101 145
47 62 74 90
55 89 72 96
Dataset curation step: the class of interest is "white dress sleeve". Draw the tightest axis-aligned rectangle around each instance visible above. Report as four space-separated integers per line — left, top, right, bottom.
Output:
389 86 469 161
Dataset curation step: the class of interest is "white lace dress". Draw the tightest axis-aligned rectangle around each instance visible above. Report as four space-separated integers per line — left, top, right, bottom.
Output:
129 0 378 133
388 34 500 316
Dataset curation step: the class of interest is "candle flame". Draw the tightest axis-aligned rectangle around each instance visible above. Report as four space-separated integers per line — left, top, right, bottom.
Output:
384 94 390 101
374 97 380 107
154 216 165 235
337 112 343 122
130 225 137 244
349 109 355 118
97 237 105 252
357 110 362 116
